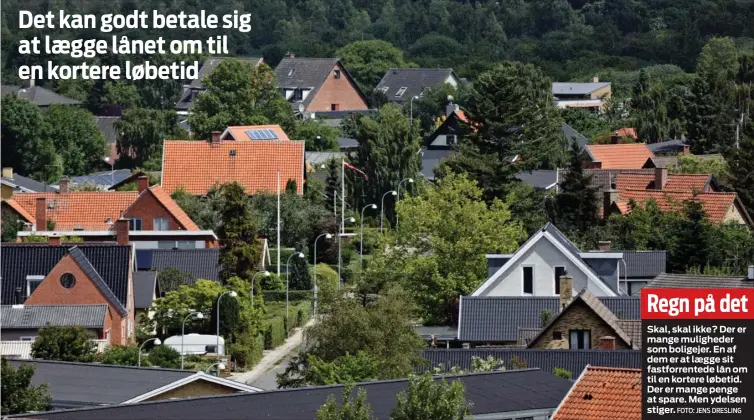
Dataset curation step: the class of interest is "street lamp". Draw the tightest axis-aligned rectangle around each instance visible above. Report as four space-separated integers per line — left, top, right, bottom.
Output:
206 362 226 376
103 157 114 186
409 95 420 133
286 251 305 334
338 217 356 287
216 291 238 361
181 311 204 369
360 204 377 271
251 271 270 310
313 233 333 317
380 191 397 233
138 337 161 367
395 178 414 229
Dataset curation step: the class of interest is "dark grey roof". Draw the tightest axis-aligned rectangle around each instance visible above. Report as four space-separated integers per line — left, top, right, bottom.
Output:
420 148 454 180
422 349 641 376
95 116 120 145
561 123 588 150
19 369 572 420
514 170 558 189
647 273 754 289
274 58 340 109
68 247 127 316
190 57 263 89
650 156 677 168
459 295 640 342
414 326 458 339
133 271 157 309
5 359 194 408
647 139 687 154
0 304 107 329
552 82 610 96
56 169 132 187
149 248 221 283
1 173 54 192
376 68 457 102
1 244 132 309
619 250 666 278
338 136 358 150
1 85 81 106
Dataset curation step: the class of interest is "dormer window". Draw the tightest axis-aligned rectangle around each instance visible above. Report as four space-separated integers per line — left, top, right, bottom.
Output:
395 87 407 98
26 275 44 297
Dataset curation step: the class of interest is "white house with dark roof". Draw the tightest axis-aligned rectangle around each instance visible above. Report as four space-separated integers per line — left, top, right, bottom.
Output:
473 223 666 298
552 79 611 111
376 68 460 103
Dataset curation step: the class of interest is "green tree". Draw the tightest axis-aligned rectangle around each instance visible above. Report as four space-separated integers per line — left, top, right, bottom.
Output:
104 81 140 108
116 108 185 170
98 344 142 366
308 351 380 386
2 212 21 242
31 326 96 362
43 105 108 176
317 385 374 420
218 182 260 281
391 373 471 420
560 108 611 141
157 267 189 296
172 186 224 231
289 253 313 290
297 119 340 151
669 153 730 185
728 123 754 216
147 344 181 369
336 40 413 91
188 60 295 139
669 200 713 272
1 359 52 415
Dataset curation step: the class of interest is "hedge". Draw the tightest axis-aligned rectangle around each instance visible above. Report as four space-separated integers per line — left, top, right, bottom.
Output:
263 290 313 302
263 317 286 350
230 334 264 371
293 303 312 329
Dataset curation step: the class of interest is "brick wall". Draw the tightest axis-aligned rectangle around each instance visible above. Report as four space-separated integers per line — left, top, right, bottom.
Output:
143 380 240 401
531 301 631 350
25 254 128 345
124 190 183 230
306 63 368 112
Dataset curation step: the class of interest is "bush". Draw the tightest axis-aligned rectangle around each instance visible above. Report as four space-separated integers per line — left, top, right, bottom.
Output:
554 367 573 380
263 290 313 302
230 334 264 371
147 345 181 369
261 273 284 290
31 326 96 362
98 344 142 366
294 303 312 328
263 317 286 350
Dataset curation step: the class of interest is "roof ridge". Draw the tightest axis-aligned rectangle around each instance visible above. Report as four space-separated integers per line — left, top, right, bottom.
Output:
9 358 196 373
68 247 128 316
587 366 642 372
1 303 109 308
659 273 743 279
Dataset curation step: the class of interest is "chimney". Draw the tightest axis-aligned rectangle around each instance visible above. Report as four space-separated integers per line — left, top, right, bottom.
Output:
35 197 46 232
210 131 222 144
610 135 621 144
599 336 616 350
137 175 149 193
48 233 61 245
748 265 754 281
15 287 23 304
445 96 458 117
682 144 690 154
287 52 295 58
2 167 12 179
654 167 667 190
592 76 599 83
59 177 70 193
598 241 612 252
559 275 573 310
115 218 129 245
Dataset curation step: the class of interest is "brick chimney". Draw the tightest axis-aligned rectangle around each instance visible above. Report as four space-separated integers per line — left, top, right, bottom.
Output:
598 241 612 252
654 167 667 190
115 218 129 245
210 131 222 144
59 177 70 193
559 275 573 310
48 233 61 245
2 167 12 179
287 52 295 58
137 175 149 193
35 197 46 232
599 336 616 350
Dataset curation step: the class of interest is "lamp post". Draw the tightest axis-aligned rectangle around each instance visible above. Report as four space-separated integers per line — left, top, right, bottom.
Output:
206 362 226 376
138 337 161 367
409 95 420 133
338 217 356 288
286 251 305 333
251 271 270 310
216 291 238 361
103 157 114 186
181 311 204 369
313 233 332 317
360 204 377 271
395 178 414 229
380 191 397 233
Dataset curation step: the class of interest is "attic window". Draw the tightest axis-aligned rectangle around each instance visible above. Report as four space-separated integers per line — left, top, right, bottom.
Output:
378 87 388 93
105 217 113 224
60 273 76 289
333 70 341 79
229 150 237 156
288 68 295 77
395 87 407 97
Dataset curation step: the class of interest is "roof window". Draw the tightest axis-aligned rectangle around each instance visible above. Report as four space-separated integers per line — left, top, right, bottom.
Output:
395 87 407 97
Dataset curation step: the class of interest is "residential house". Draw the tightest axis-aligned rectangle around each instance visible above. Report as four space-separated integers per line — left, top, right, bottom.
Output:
375 68 460 103
584 143 655 169
161 131 305 196
0 304 109 341
457 294 640 345
474 223 666 298
1 167 54 198
419 100 468 180
645 270 754 289
5 359 260 410
423 348 641 377
175 56 264 114
17 369 573 420
552 80 611 111
551 366 642 420
5 176 217 248
274 57 369 113
1 244 134 345
1 83 81 107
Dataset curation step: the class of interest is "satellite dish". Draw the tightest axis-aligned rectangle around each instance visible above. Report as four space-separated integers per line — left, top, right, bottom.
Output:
298 103 305 114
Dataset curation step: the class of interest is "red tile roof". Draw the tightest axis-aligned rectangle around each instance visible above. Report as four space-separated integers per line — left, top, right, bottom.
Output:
161 140 305 196
552 366 641 420
619 189 738 223
615 173 712 192
587 144 654 169
121 186 200 230
2 198 35 223
222 125 292 141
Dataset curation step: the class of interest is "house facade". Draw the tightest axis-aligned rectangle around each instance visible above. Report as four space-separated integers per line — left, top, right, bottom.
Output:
552 80 611 111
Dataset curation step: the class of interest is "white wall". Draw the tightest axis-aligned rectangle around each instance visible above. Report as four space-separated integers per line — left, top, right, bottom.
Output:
445 75 459 88
479 238 613 297
430 134 457 147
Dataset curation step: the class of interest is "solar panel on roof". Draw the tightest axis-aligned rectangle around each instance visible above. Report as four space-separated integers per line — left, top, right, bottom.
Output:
244 129 279 140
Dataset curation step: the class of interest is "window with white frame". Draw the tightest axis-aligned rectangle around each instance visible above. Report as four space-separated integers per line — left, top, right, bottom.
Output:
26 275 44 297
153 217 169 231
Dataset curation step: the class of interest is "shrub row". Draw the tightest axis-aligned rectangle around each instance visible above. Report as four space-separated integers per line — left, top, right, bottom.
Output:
263 317 286 350
262 290 313 302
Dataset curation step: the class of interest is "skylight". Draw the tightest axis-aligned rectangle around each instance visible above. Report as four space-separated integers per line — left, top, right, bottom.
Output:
395 87 407 97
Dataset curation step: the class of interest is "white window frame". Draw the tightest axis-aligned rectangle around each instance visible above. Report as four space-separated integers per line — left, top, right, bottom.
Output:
153 217 169 231
129 218 143 231
522 266 534 295
26 275 45 297
19 336 37 342
554 265 566 296
395 87 407 97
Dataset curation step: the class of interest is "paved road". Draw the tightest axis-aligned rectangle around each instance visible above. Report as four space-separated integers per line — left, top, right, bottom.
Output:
250 355 293 390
